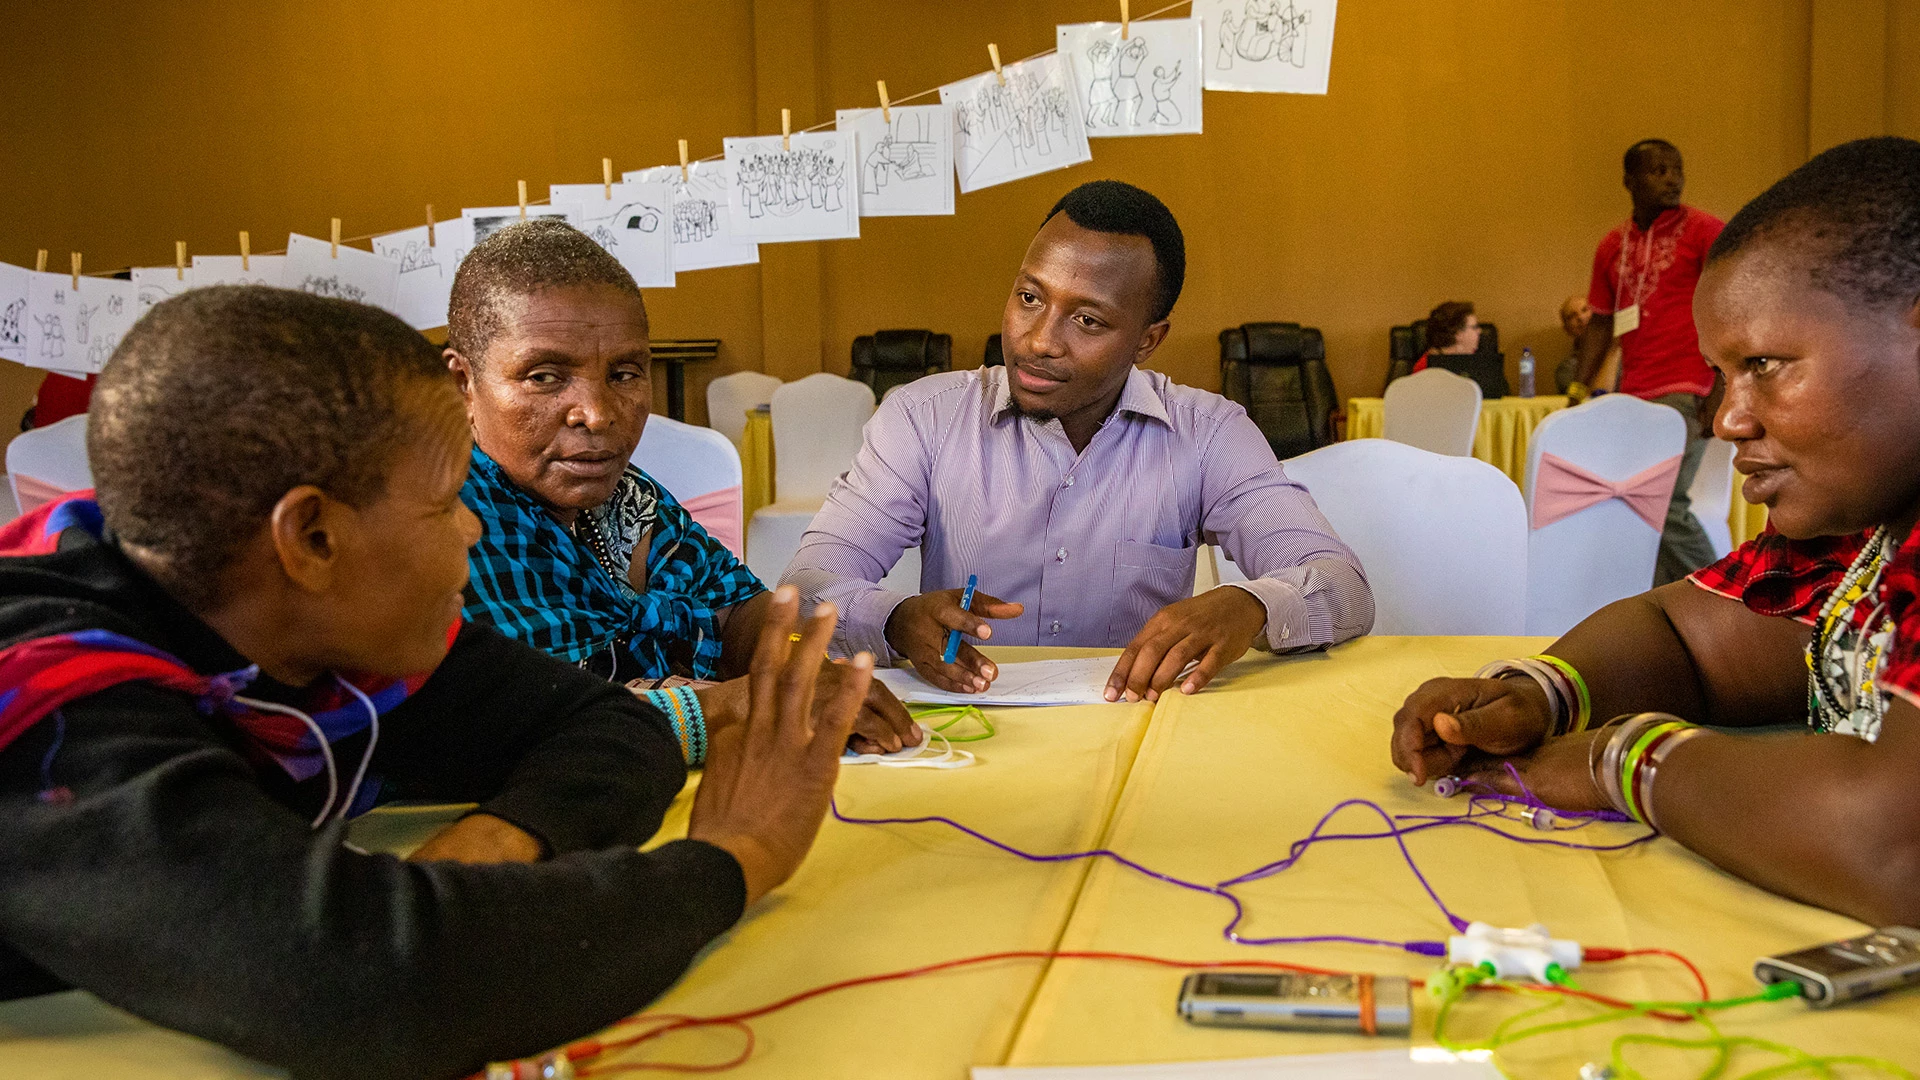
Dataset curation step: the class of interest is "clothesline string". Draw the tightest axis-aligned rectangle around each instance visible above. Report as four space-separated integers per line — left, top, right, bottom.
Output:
63 0 1195 278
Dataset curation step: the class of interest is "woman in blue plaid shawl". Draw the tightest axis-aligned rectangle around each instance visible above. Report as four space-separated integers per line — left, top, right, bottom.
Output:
445 221 918 759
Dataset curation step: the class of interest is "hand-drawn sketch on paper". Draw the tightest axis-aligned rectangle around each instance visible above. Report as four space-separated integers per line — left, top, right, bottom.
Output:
192 254 288 288
372 218 474 331
71 276 138 374
939 53 1092 194
1200 0 1338 95
722 132 861 243
24 272 79 372
284 234 403 316
835 104 955 217
131 267 193 317
462 206 576 245
0 262 27 364
551 181 676 288
1058 19 1204 137
626 162 761 272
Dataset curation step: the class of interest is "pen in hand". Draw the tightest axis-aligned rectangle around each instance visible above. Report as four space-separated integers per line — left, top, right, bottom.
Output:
943 574 978 665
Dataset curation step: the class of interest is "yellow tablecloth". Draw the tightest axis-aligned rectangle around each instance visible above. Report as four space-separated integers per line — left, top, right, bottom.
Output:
740 406 774 525
1346 395 1770 548
8 644 1912 1076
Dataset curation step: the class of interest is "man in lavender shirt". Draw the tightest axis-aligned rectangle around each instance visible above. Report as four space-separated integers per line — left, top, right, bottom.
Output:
782 181 1373 702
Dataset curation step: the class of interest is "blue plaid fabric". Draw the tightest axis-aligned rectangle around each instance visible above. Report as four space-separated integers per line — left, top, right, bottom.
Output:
461 447 765 680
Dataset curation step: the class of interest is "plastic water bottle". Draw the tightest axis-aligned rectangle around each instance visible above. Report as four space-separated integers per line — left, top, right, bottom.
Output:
1518 347 1536 398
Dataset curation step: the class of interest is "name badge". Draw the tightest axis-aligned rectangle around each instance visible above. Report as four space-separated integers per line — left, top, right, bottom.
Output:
1614 303 1641 336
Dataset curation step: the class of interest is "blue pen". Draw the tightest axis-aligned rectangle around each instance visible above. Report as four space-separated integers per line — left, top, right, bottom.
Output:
943 574 978 664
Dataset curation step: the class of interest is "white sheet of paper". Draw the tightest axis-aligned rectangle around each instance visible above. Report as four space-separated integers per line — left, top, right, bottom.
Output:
463 205 576 245
550 181 676 288
873 656 1124 707
972 1050 1498 1080
941 53 1093 194
1200 0 1339 95
0 262 28 364
835 104 956 217
1613 302 1640 336
625 162 762 272
1058 19 1205 137
372 222 465 330
131 266 193 318
283 234 402 314
47 275 136 375
192 254 286 287
723 131 861 243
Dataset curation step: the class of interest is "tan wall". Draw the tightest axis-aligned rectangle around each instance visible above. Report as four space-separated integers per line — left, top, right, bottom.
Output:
1 0 1913 456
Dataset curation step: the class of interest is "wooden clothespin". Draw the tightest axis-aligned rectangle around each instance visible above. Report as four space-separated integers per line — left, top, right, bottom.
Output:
426 204 436 246
70 252 81 290
517 180 528 220
678 139 690 183
781 108 792 152
989 43 1006 86
175 241 187 281
602 158 614 200
330 218 342 258
877 80 892 123
1121 0 1131 39
34 249 47 273
239 231 251 271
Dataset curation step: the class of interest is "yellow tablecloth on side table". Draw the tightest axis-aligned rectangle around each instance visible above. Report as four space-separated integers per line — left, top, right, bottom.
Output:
739 406 774 525
0 648 1155 1080
1005 637 1918 1073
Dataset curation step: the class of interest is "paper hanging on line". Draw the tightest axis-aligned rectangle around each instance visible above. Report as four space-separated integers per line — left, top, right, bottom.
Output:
551 180 676 288
873 656 1122 707
463 205 576 245
192 254 286 288
0 262 28 364
971 1048 1498 1079
626 161 762 272
131 266 193 318
371 217 473 331
940 52 1092 194
1198 0 1339 95
283 234 402 315
1057 19 1205 137
835 104 956 217
723 131 861 243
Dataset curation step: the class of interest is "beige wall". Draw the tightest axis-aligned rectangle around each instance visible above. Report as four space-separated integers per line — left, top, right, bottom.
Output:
1 0 1914 453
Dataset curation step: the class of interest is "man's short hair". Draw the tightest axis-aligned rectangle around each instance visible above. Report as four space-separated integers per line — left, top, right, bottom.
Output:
1426 300 1475 350
1042 180 1186 324
446 218 643 363
1708 136 1920 311
1624 139 1680 173
89 286 449 608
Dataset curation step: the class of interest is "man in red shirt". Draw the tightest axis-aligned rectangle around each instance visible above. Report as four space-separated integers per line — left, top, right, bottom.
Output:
1571 139 1725 584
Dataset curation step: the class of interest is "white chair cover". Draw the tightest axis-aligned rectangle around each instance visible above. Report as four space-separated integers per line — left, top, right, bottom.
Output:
632 415 746 559
746 374 877 586
6 415 92 516
1522 395 1687 636
705 370 782 445
1688 437 1738 560
1285 439 1527 635
1382 368 1483 457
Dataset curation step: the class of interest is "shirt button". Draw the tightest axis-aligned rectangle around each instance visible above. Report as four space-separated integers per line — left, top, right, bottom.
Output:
1063 475 1075 487
1050 620 1062 634
1055 547 1068 562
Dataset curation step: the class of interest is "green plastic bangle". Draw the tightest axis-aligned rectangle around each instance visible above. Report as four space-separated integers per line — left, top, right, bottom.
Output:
1619 722 1682 824
1532 654 1592 733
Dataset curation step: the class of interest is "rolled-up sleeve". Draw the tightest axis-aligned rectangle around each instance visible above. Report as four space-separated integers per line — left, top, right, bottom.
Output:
779 395 931 661
1200 411 1374 651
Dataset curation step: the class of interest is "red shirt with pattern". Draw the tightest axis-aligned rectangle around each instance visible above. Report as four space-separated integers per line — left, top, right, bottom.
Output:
1586 205 1725 401
1690 526 1920 718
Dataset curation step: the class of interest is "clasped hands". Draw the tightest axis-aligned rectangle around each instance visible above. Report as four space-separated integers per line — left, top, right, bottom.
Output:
1391 675 1615 811
883 584 1269 703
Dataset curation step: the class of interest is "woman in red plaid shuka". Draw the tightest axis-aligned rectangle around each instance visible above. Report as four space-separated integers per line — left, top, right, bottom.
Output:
1389 137 1920 928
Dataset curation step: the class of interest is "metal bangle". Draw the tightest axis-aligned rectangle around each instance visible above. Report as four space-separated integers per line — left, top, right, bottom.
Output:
1639 725 1705 834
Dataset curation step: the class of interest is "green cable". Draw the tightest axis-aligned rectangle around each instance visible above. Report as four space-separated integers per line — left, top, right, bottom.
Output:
906 704 996 743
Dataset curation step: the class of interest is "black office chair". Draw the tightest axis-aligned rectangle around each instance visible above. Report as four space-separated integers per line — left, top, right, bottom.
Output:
850 329 953 399
982 333 1004 368
1219 322 1340 460
1385 319 1508 398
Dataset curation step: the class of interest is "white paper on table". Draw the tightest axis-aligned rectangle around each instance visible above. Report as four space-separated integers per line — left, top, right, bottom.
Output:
131 266 193 318
282 234 403 314
626 162 761 272
371 217 474 331
723 131 860 243
835 104 956 217
1058 20 1204 137
1199 0 1339 95
191 254 287 288
972 1049 1498 1079
551 181 676 288
462 205 576 245
0 261 28 363
873 656 1125 707
940 52 1092 194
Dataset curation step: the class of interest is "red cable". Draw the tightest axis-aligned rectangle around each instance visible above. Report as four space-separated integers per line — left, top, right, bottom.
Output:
1584 947 1712 1001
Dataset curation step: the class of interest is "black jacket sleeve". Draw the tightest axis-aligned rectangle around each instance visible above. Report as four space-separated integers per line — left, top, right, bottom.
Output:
0 627 745 1080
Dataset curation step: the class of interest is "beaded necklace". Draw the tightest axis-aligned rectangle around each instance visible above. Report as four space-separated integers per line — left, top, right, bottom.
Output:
1808 527 1894 741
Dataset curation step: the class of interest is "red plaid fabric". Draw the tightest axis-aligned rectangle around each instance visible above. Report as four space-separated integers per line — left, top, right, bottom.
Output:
1690 526 1920 709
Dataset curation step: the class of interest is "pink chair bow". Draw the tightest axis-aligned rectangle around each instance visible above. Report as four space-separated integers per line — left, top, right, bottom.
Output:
1530 453 1681 531
11 474 75 517
679 485 745 559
